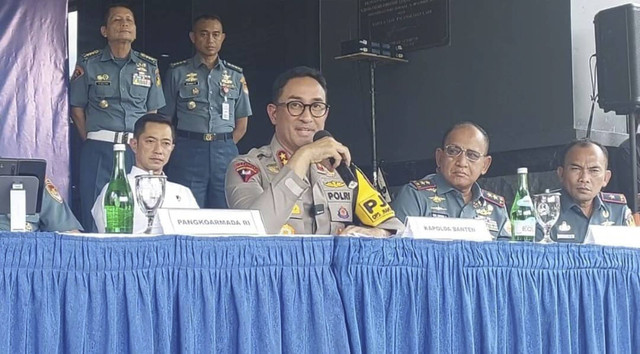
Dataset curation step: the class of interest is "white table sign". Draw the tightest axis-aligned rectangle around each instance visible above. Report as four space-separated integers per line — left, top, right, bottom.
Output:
401 216 493 242
584 225 640 248
158 209 267 236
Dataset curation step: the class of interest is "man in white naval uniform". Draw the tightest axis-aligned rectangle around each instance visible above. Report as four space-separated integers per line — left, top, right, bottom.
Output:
92 113 198 233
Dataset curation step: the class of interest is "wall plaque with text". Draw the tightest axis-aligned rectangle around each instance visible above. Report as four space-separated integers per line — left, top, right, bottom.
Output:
359 0 449 52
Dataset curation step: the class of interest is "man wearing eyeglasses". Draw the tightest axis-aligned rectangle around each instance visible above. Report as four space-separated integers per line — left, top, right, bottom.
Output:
159 14 252 208
225 66 403 236
392 122 512 239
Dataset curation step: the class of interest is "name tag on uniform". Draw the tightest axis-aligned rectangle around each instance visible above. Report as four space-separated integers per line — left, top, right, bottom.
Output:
222 102 230 120
132 73 151 87
158 208 266 236
401 216 493 241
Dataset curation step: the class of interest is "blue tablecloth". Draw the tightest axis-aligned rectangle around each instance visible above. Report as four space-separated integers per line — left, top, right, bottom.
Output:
0 232 638 353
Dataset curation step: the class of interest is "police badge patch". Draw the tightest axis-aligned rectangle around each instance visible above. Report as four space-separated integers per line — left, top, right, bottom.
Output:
71 65 84 81
235 162 259 182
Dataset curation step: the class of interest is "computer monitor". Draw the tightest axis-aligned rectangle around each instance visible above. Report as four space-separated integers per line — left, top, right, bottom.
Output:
0 158 46 213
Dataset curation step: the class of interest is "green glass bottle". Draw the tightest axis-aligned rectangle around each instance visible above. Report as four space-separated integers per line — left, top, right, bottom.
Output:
104 143 133 233
510 167 536 242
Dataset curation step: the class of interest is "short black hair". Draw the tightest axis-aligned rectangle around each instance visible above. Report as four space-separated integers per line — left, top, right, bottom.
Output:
192 14 223 31
103 3 134 26
441 121 490 153
133 113 175 141
271 66 328 103
558 138 609 168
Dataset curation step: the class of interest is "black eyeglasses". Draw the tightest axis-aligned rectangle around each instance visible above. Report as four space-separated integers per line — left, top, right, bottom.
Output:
275 101 329 118
443 144 485 162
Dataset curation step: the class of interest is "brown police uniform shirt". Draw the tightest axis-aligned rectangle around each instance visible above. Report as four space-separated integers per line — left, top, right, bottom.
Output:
225 135 403 235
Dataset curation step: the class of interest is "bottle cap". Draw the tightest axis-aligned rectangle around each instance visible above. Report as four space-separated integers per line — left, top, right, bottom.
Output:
517 167 528 174
113 143 126 152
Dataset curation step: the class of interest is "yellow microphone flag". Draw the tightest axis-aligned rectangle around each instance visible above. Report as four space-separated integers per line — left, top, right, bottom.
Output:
354 167 396 227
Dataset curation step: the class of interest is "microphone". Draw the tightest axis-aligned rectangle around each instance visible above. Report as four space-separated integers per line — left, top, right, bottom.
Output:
312 130 358 189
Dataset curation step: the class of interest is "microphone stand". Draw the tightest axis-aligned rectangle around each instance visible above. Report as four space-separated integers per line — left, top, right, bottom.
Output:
627 112 639 213
335 52 407 184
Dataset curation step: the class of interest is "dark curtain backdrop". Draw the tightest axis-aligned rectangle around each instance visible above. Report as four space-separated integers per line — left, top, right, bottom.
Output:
0 0 70 196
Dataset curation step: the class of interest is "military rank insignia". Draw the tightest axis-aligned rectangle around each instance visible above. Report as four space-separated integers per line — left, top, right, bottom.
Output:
411 179 436 191
277 150 289 166
481 190 505 207
601 192 627 204
235 162 259 182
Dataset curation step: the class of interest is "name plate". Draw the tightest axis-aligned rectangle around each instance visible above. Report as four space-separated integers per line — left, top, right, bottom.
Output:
158 209 266 236
401 216 493 241
584 225 640 248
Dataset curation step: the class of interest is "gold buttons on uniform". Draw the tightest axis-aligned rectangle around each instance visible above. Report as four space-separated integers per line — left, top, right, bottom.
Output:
99 100 109 109
187 101 196 110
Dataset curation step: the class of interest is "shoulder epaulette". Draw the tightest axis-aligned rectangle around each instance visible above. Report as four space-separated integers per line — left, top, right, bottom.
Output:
248 145 270 159
481 189 505 207
410 179 436 191
81 49 101 60
223 60 243 73
170 59 188 68
137 51 157 65
601 192 627 205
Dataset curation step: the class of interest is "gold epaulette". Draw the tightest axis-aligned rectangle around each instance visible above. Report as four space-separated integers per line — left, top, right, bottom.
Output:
137 51 158 65
81 49 101 60
481 190 505 208
410 179 436 191
223 60 243 73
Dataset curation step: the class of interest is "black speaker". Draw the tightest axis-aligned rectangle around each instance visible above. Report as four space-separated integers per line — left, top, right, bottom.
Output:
594 4 640 115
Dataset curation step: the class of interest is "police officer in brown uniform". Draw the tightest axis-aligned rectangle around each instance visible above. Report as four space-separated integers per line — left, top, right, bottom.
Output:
225 67 403 236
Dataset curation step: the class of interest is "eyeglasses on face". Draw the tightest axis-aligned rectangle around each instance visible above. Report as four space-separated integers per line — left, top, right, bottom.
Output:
275 101 329 118
443 144 485 162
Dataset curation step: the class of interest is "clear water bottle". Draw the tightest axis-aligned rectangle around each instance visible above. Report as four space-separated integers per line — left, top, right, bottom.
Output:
104 144 133 233
510 167 536 242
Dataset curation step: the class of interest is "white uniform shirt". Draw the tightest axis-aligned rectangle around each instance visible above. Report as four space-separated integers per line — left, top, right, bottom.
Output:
92 166 199 233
